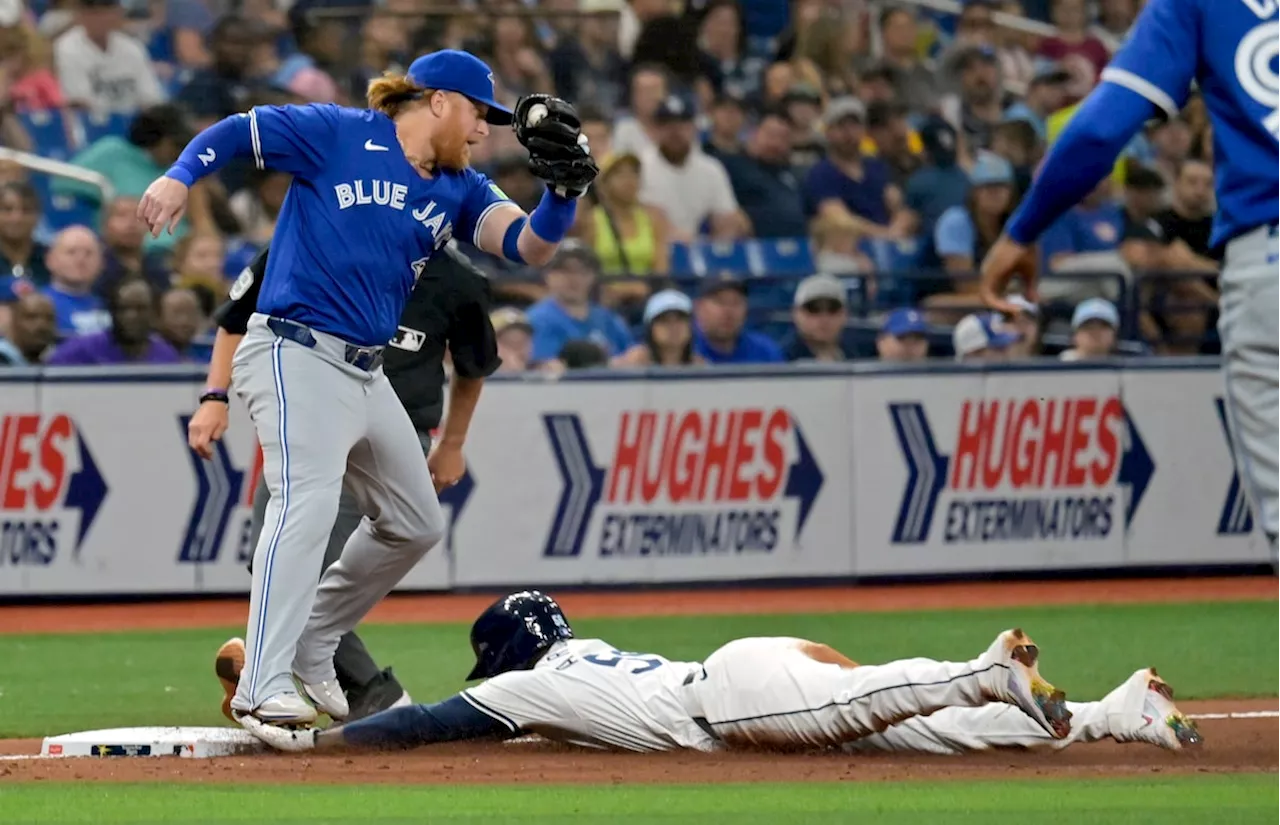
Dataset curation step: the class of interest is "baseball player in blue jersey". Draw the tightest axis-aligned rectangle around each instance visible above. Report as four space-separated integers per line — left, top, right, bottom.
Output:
979 0 1279 556
137 50 598 734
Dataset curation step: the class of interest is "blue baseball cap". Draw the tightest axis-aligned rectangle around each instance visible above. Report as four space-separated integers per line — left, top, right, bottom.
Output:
1071 298 1120 329
881 308 928 337
406 50 513 126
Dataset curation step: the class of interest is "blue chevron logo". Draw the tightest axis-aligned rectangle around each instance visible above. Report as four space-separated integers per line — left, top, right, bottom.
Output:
542 414 607 558
1214 397 1255 536
889 398 1154 545
542 410 824 559
178 415 245 563
888 403 949 544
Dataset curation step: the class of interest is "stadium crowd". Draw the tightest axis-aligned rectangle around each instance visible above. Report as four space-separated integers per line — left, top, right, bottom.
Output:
0 0 1222 370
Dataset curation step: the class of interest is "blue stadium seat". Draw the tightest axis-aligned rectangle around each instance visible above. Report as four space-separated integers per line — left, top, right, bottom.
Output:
45 194 99 232
18 109 75 161
78 111 133 146
668 242 696 276
754 237 814 277
697 241 754 276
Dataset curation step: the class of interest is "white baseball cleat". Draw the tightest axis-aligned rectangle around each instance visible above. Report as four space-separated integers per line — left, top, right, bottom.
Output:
978 628 1072 739
1105 667 1202 750
298 676 350 720
236 712 320 753
236 691 319 728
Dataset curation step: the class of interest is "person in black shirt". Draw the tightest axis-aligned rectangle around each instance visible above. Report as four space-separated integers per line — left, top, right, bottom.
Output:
1120 162 1219 353
1156 158 1216 260
191 241 499 721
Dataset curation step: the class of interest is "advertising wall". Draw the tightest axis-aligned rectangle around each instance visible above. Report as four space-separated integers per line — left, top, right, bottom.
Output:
0 360 1268 597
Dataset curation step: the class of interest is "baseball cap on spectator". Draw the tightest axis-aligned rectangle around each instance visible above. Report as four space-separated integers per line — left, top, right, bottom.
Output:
969 152 1015 187
406 50 513 125
881 308 928 337
953 313 1019 360
654 92 697 122
1029 58 1071 87
1071 298 1120 330
643 289 693 324
697 274 748 297
598 152 641 181
546 240 601 273
793 273 845 308
824 97 866 127
919 116 959 166
490 307 533 336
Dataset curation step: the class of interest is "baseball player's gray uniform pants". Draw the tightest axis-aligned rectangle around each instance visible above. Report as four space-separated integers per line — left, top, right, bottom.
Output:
1218 225 1278 555
230 314 446 713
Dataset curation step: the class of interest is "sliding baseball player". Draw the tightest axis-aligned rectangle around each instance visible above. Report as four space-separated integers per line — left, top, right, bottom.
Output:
225 591 1199 755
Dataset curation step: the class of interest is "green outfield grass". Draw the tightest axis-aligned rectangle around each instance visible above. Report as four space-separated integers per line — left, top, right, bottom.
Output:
0 599 1275 738
0 776 1275 824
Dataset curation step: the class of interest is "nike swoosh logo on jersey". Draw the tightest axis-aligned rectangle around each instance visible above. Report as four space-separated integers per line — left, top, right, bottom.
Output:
364 139 390 152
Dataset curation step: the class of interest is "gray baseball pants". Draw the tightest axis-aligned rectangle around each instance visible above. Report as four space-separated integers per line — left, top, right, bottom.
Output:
1218 225 1279 555
230 313 445 713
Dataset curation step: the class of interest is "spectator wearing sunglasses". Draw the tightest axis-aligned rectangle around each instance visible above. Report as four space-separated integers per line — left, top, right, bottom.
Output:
781 274 854 362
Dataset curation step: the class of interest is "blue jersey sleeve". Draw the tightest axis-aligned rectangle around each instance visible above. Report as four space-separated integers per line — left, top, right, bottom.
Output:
457 168 517 247
167 104 340 186
1005 83 1158 244
337 694 511 749
1100 0 1200 119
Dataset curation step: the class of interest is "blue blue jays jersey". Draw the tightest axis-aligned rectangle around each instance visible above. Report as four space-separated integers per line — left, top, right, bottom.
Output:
1101 0 1279 247
237 105 511 346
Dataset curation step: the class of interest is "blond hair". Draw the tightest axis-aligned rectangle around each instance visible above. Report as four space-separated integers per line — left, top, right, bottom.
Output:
366 72 435 119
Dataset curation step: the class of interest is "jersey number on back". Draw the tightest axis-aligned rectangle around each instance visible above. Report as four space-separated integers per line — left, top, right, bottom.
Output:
583 650 664 674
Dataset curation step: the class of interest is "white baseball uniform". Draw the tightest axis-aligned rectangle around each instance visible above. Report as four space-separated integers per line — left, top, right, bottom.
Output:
460 636 1014 752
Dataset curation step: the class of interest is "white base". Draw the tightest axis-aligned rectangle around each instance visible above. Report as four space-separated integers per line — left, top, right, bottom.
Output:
41 726 266 758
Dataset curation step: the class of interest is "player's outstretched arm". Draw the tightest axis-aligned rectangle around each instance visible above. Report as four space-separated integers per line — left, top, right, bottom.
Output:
244 694 515 753
978 83 1158 312
139 105 337 237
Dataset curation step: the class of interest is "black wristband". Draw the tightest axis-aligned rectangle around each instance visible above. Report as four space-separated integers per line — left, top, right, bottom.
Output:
199 390 230 404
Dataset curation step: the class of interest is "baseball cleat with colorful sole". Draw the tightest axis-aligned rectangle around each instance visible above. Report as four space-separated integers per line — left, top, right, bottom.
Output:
980 628 1072 739
1107 667 1202 750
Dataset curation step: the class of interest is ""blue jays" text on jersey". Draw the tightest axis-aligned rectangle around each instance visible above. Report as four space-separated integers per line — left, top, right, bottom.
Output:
173 104 513 347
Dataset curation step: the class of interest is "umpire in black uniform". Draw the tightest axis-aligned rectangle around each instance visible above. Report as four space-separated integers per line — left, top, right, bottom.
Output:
189 241 500 720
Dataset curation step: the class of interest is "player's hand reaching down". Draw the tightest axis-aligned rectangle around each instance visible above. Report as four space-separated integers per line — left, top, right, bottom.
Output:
427 441 466 493
137 177 190 238
979 235 1039 316
188 400 230 460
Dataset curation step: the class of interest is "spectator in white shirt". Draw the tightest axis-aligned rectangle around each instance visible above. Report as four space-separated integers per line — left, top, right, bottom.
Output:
638 92 749 241
54 0 164 116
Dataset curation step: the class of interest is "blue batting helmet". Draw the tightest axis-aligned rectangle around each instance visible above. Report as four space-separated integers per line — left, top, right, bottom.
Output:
466 591 574 680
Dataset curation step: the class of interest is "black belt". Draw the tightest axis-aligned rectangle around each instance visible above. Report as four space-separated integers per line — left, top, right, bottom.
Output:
266 317 384 372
